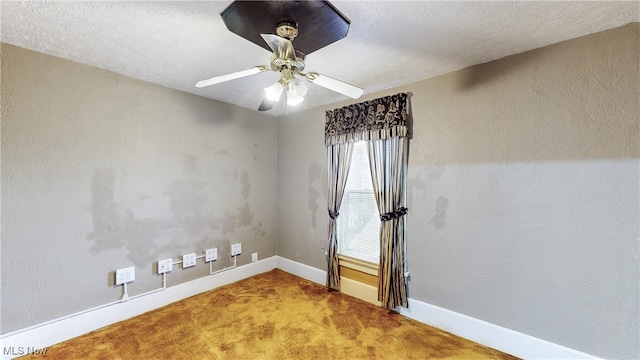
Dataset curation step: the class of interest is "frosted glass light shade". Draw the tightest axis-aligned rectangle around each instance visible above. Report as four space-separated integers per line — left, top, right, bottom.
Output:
264 82 284 101
286 79 307 106
287 94 304 106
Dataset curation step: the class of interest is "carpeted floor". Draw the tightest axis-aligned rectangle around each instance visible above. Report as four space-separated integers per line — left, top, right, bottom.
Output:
34 269 518 359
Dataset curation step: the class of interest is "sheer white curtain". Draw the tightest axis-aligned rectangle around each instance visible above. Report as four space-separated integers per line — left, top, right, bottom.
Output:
325 142 354 287
367 136 408 308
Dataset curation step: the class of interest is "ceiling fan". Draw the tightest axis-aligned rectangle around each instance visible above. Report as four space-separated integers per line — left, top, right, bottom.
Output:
195 20 364 112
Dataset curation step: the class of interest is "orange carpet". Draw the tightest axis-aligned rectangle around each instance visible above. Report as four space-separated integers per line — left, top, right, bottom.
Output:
33 269 518 359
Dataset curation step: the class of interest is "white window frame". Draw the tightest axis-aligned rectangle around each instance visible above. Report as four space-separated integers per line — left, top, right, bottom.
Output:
337 141 380 266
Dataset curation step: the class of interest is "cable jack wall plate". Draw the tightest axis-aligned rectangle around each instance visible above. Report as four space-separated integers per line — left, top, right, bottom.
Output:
158 259 172 274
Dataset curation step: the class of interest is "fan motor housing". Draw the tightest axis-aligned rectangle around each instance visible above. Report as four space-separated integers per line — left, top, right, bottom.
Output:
270 50 306 72
276 21 298 40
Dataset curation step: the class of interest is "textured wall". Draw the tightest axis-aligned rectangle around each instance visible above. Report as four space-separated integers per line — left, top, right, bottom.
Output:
1 44 278 333
277 24 639 359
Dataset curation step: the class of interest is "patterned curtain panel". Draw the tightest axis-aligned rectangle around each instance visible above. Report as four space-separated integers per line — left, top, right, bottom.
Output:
324 93 409 146
367 137 409 308
324 93 410 308
325 142 354 288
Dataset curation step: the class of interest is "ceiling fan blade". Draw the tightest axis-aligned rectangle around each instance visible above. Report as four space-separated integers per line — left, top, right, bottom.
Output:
260 34 296 62
258 96 277 112
305 72 364 99
195 66 267 88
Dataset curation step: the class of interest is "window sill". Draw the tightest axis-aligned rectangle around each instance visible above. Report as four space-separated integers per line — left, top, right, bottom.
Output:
338 254 378 276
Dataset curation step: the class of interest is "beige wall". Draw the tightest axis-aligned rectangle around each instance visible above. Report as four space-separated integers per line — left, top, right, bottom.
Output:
278 24 639 359
1 44 278 333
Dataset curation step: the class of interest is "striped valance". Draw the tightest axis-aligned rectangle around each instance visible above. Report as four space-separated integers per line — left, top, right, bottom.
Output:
324 93 409 146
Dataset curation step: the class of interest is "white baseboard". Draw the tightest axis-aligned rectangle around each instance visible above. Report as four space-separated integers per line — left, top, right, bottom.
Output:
275 256 326 285
276 257 601 360
396 298 601 360
0 256 277 360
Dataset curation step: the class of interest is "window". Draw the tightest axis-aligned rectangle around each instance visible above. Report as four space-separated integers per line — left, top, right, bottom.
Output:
338 141 379 264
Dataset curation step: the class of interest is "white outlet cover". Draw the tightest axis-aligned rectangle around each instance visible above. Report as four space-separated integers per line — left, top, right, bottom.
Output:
115 266 135 285
205 248 218 262
251 253 258 262
231 243 242 256
182 253 196 268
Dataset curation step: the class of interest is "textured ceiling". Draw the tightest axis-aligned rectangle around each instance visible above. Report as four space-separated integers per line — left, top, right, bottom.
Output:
1 1 638 116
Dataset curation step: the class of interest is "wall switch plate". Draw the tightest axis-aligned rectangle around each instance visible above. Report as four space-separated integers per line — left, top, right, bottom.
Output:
115 266 135 285
251 252 258 262
205 248 218 262
158 259 172 274
231 243 241 256
182 253 196 268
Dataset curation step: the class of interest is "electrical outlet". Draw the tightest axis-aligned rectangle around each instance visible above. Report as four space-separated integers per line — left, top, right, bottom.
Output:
251 252 258 262
115 266 135 285
205 248 218 262
182 253 196 268
158 259 173 274
231 243 241 256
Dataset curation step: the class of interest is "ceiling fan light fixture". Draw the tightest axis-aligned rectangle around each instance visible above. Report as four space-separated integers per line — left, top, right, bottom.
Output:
286 78 307 106
264 81 284 101
197 2 364 112
289 78 308 97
